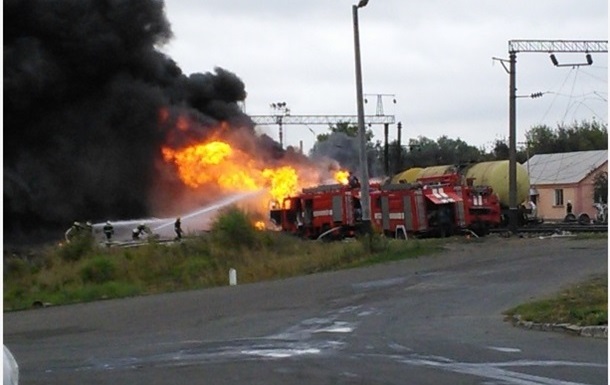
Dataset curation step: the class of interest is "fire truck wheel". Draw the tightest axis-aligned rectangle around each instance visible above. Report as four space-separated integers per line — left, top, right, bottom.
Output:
564 213 577 222
577 213 590 225
472 222 489 237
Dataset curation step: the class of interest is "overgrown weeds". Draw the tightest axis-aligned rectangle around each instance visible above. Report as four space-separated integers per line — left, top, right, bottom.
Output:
3 206 442 311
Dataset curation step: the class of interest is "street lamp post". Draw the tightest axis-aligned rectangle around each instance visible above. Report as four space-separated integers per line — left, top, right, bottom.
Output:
352 0 372 233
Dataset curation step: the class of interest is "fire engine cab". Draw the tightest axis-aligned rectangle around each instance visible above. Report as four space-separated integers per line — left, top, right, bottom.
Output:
270 184 365 239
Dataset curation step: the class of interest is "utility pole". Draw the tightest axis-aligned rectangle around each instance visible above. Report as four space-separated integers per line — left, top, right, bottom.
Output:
384 123 389 175
508 50 517 233
353 0 372 233
495 39 608 232
396 121 402 173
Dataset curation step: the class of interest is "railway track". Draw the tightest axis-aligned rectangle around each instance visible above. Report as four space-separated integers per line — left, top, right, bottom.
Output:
490 222 608 234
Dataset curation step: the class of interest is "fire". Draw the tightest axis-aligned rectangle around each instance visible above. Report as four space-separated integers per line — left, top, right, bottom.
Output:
162 140 300 202
262 166 298 203
162 141 259 189
335 170 350 185
254 221 266 230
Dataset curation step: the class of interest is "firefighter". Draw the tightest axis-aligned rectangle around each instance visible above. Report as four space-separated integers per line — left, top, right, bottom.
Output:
348 171 360 188
354 199 363 221
65 221 83 243
103 221 114 242
437 205 452 237
529 200 537 219
65 221 93 243
132 223 151 240
174 217 183 240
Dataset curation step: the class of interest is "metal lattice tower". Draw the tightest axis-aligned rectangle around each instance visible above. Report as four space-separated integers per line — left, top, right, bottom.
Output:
364 94 397 116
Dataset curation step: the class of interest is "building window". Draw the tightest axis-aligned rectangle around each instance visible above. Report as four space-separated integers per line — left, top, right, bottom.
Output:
554 189 564 206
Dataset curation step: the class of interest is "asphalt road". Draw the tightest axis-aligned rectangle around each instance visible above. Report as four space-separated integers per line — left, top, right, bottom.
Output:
4 236 608 385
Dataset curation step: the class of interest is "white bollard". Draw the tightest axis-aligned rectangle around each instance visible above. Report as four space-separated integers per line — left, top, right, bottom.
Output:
229 268 237 286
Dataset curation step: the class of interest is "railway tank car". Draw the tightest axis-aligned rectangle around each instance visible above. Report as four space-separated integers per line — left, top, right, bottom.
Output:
390 160 530 210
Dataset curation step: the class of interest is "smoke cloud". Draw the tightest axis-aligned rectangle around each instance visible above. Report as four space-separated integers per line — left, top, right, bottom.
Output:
3 0 258 244
309 132 384 180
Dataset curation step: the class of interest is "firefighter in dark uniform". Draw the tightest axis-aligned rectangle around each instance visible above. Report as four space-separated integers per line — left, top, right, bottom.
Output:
437 205 452 238
103 221 114 242
174 217 183 240
132 223 151 240
348 171 360 188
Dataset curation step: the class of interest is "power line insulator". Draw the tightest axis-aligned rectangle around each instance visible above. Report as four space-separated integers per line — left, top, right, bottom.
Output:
550 54 559 66
586 53 593 65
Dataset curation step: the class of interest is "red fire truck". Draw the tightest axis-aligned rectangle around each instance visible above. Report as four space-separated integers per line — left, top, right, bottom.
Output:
371 174 501 238
269 183 365 239
269 174 502 240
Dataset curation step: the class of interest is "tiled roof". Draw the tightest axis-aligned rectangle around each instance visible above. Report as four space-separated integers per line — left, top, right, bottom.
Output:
524 150 608 185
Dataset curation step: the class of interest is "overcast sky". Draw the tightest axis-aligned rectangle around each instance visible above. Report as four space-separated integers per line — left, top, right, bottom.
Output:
160 0 608 153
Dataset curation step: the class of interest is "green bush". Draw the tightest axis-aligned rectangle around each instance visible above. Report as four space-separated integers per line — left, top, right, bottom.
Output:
80 257 117 284
58 234 95 262
358 232 390 253
4 258 31 278
210 206 258 249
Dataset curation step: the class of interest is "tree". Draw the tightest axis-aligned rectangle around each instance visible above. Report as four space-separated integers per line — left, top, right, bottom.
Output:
436 136 483 164
525 121 608 155
525 125 556 154
399 136 486 168
492 139 509 160
315 121 374 142
593 171 608 204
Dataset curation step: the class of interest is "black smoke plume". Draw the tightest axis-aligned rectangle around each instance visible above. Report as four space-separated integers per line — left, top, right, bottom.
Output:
3 0 255 244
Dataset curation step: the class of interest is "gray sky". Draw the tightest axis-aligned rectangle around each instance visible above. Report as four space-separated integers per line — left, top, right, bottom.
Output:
160 0 608 153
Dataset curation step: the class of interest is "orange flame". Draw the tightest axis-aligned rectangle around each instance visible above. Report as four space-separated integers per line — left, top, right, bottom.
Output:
162 141 260 189
254 221 266 230
162 140 300 202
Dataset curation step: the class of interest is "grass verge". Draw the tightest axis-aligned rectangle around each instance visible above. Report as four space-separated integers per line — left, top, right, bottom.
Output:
4 207 446 311
504 274 608 326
